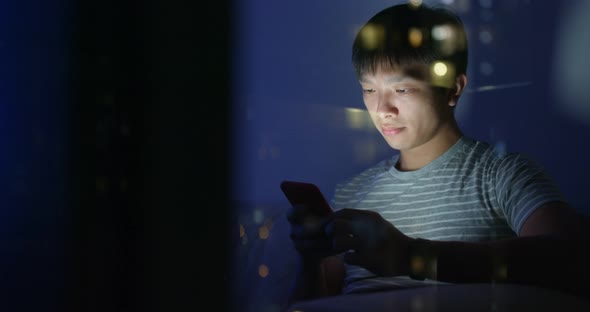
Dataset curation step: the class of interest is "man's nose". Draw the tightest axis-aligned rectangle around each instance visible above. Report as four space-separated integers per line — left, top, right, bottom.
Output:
376 89 399 117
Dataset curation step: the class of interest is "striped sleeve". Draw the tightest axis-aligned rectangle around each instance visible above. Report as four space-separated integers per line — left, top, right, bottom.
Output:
494 153 566 234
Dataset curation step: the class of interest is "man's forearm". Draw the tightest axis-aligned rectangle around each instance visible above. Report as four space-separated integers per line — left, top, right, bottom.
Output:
287 255 345 305
287 257 323 305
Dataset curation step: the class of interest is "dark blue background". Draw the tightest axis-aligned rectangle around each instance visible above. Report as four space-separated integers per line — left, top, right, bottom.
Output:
0 0 72 310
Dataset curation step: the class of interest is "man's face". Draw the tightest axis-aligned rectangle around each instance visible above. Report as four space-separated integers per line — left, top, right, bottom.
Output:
359 65 454 153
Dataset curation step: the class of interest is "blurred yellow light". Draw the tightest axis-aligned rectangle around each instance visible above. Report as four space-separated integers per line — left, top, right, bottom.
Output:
433 62 448 76
408 28 423 47
258 264 269 278
360 24 384 50
259 225 269 240
430 62 455 88
410 255 425 274
239 224 245 238
345 107 371 130
409 0 423 7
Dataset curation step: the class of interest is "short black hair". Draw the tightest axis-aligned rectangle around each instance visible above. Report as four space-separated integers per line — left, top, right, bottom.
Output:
352 3 468 86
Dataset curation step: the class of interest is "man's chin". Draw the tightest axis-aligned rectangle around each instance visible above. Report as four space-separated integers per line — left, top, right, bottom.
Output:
385 140 406 151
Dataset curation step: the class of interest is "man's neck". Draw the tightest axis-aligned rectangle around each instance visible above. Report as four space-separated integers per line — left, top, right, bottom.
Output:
397 127 463 172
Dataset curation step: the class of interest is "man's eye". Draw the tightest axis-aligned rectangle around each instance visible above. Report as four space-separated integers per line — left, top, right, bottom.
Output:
363 88 375 94
396 88 417 94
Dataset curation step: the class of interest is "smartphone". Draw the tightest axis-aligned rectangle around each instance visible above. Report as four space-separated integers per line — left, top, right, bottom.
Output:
280 180 333 216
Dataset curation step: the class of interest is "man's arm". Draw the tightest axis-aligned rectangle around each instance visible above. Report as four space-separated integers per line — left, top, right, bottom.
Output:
411 201 590 297
518 201 588 237
287 255 345 305
285 202 346 305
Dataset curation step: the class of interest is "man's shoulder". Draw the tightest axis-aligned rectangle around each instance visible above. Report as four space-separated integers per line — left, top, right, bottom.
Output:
461 137 516 162
460 137 539 173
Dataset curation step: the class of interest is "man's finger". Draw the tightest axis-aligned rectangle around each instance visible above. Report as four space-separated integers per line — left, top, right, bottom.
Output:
325 219 354 236
332 232 362 253
342 249 364 266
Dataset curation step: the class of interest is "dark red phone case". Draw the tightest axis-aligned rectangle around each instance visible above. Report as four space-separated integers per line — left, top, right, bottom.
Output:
280 180 333 216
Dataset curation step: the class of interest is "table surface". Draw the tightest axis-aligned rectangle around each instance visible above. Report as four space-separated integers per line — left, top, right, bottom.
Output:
286 283 590 312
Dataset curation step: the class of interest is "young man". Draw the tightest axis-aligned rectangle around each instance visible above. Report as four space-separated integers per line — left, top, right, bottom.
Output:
286 2 590 305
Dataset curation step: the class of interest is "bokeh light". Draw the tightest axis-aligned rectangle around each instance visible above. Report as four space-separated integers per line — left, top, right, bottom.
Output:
258 225 270 240
432 24 452 41
433 62 448 76
258 264 269 278
433 24 465 56
479 29 493 44
478 0 493 9
479 62 494 76
430 61 455 88
359 24 384 50
410 255 425 275
345 107 373 130
253 209 264 224
408 27 423 48
409 0 423 7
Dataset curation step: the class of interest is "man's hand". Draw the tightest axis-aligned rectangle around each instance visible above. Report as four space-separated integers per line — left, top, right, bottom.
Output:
327 208 412 277
286 204 335 261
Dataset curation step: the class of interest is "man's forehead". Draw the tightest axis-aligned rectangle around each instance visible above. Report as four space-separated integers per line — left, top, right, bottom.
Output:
359 64 430 82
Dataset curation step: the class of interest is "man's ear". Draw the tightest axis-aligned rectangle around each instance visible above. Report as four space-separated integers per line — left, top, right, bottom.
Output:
449 74 467 107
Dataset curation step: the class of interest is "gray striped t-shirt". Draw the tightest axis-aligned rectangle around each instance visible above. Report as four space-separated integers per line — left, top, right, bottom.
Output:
330 136 565 294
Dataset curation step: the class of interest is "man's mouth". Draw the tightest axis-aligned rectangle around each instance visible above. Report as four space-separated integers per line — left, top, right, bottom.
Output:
382 126 405 136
